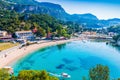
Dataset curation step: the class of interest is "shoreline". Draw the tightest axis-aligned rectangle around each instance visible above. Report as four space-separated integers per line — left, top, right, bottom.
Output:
0 39 76 68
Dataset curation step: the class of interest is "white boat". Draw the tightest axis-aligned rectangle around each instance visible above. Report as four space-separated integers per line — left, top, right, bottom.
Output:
49 72 61 77
61 72 71 78
49 72 71 78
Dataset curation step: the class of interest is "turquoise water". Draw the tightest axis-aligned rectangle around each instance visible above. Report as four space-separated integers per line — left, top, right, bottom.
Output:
12 41 120 80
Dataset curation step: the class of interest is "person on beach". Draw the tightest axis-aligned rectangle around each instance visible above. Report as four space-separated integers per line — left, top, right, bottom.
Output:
24 46 27 50
4 54 7 57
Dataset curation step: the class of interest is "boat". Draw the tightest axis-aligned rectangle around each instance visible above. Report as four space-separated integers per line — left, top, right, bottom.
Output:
49 72 61 77
61 72 71 78
49 72 71 78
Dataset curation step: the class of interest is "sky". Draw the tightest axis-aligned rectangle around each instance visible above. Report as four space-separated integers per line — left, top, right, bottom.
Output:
35 0 120 19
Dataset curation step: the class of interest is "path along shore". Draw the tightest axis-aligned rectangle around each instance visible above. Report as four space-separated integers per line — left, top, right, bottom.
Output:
0 39 77 68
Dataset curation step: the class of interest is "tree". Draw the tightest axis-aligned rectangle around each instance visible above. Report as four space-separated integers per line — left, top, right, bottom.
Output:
10 75 17 80
17 70 59 80
0 69 10 80
118 78 120 80
56 24 63 37
40 70 49 80
63 34 71 39
107 25 120 34
89 64 109 80
46 26 51 38
35 27 46 37
61 28 67 36
23 23 31 30
113 34 120 42
18 70 33 80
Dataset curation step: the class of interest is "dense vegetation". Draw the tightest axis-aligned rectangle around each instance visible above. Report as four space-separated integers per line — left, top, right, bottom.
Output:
83 64 120 80
0 10 20 33
0 69 58 80
107 25 120 34
0 8 82 38
89 64 109 80
0 0 11 9
113 34 120 42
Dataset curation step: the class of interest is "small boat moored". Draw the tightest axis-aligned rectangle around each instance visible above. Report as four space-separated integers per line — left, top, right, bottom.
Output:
61 72 71 78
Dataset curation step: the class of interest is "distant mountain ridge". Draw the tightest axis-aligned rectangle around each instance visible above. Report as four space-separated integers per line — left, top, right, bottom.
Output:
4 0 37 5
1 0 120 28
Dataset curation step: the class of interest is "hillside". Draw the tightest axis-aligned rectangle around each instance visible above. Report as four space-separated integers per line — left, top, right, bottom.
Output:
4 0 37 5
0 0 10 9
0 0 100 28
108 25 120 33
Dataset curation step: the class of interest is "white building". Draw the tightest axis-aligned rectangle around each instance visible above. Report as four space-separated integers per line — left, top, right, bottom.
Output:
0 31 13 42
0 31 7 37
108 32 117 37
15 31 34 40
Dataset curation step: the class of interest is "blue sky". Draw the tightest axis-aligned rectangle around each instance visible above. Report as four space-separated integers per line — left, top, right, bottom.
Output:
36 0 120 19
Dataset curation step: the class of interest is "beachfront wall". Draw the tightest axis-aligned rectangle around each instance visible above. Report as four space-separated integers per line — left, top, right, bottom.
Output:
0 37 13 42
15 31 34 40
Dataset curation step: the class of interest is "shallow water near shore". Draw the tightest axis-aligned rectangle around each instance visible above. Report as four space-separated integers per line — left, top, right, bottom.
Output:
12 41 120 80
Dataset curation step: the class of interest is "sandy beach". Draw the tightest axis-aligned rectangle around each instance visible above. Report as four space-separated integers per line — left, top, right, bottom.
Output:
0 39 75 68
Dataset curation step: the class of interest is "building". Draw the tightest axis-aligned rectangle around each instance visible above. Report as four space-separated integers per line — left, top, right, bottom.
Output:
82 31 97 35
0 31 13 42
15 31 34 41
108 32 117 37
32 27 37 33
0 31 7 37
0 35 13 42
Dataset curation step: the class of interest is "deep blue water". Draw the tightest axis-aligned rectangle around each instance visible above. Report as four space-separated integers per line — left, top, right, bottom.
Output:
12 41 120 80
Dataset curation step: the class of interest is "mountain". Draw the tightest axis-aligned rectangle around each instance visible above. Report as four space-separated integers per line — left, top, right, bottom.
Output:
1 0 69 20
1 0 120 28
0 0 100 28
107 18 120 26
72 14 98 21
4 0 37 5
